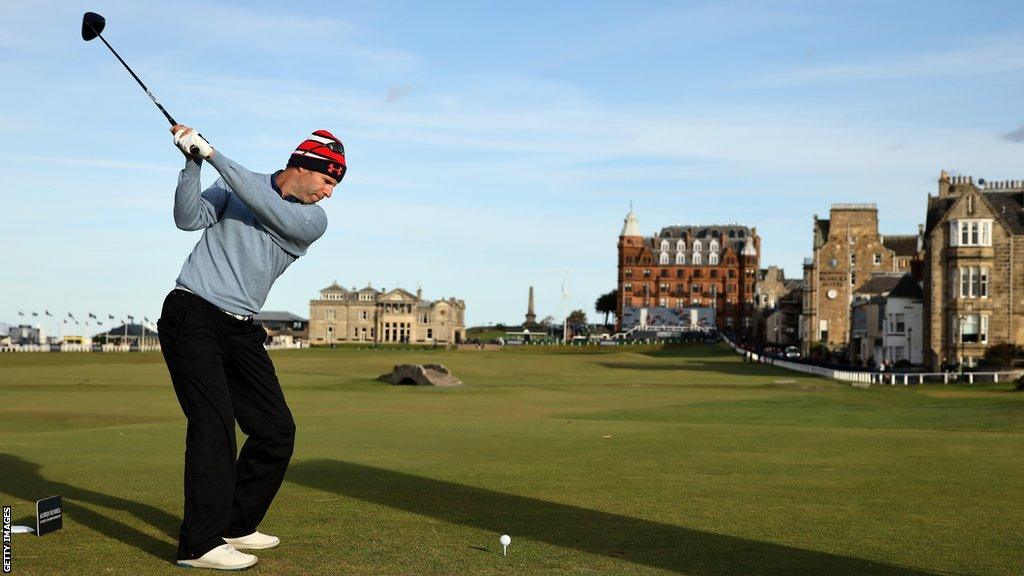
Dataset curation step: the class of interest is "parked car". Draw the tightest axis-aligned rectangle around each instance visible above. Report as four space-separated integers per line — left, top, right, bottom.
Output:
784 346 801 359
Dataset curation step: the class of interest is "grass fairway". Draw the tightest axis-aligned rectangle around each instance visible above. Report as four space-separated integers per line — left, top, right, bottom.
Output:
1 344 1021 575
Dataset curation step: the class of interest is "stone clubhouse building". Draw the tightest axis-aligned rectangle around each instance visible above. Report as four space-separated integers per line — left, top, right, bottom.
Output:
308 282 466 346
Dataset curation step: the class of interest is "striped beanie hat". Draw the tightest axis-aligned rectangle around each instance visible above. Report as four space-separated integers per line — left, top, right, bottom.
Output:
287 130 346 182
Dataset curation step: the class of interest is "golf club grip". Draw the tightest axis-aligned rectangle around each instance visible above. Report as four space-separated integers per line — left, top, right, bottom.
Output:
191 132 208 156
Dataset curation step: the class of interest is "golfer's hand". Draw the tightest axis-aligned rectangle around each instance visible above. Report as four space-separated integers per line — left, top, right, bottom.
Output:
171 125 215 159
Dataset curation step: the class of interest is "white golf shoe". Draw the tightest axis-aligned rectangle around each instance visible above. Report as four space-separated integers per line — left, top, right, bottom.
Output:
176 544 258 570
223 531 280 550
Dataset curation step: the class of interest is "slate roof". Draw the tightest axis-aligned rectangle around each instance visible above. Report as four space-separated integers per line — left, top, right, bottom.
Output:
813 218 830 249
855 274 907 296
93 323 158 338
984 192 1024 234
882 235 918 256
651 224 755 253
887 274 923 300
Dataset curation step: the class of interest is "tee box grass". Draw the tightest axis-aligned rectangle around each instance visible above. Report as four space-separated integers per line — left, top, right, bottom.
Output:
0 343 1021 575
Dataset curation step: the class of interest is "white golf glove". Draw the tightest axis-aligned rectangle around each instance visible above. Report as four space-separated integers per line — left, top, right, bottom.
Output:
173 127 214 159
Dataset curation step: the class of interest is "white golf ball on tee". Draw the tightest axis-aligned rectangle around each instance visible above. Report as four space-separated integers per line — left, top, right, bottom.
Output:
500 534 511 555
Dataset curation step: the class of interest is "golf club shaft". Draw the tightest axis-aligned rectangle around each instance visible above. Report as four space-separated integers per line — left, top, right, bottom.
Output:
93 32 177 126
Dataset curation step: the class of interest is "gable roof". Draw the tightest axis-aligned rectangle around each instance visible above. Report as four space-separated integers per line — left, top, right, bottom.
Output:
926 190 1024 236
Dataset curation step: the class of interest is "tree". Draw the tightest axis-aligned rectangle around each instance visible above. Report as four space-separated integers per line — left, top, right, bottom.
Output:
567 309 588 334
595 289 618 327
539 315 555 328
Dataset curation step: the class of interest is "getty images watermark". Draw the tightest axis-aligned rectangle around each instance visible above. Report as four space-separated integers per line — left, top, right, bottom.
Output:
2 505 11 573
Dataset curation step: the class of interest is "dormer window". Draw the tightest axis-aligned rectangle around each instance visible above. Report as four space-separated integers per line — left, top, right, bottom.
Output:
661 240 670 251
709 239 719 252
949 219 992 247
693 239 702 252
659 252 669 265
676 240 684 251
675 252 685 264
709 252 719 265
692 252 702 265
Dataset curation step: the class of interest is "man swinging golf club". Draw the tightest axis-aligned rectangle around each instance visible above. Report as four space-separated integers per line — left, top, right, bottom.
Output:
158 125 345 570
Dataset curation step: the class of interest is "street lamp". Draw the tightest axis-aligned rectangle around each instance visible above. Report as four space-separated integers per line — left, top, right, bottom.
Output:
958 313 965 378
907 326 913 366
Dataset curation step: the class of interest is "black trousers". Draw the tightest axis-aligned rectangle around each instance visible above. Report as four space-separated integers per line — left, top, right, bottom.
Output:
157 289 295 560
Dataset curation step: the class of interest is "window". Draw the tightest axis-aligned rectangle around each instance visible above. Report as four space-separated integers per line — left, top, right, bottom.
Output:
692 283 701 293
676 269 684 278
709 252 719 265
873 254 882 266
850 252 856 265
327 309 335 320
892 313 906 334
692 252 702 265
624 269 632 276
676 240 685 251
710 269 718 278
960 314 980 343
658 298 667 306
427 328 432 339
660 269 668 278
624 283 632 291
851 273 856 286
643 269 651 277
660 252 669 265
957 267 990 298
709 239 719 252
675 252 685 264
420 313 429 324
693 240 702 252
661 240 670 251
950 219 993 247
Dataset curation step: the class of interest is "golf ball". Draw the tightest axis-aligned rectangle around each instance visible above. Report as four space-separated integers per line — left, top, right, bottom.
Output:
500 535 511 546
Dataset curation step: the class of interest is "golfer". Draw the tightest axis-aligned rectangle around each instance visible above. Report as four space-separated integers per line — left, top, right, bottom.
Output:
158 125 345 570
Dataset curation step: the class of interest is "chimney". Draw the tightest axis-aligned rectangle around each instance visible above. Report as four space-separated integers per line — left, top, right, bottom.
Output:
938 169 952 198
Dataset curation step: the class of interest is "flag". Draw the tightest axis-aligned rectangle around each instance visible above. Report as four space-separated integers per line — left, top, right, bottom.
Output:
88 313 96 319
31 312 38 317
108 314 114 320
127 315 134 321
18 311 24 316
45 310 52 317
144 317 150 323
67 312 74 319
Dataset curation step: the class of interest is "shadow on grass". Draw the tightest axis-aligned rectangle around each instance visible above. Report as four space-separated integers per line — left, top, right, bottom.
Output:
0 453 177 561
288 459 937 576
597 360 794 378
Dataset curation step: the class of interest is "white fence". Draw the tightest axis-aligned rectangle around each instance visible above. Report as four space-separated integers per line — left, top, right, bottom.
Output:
723 339 1020 386
0 344 162 353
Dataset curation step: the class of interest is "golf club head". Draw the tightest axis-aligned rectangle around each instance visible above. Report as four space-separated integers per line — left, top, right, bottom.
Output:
82 12 105 41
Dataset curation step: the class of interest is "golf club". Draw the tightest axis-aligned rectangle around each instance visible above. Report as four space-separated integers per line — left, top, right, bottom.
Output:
81 11 204 155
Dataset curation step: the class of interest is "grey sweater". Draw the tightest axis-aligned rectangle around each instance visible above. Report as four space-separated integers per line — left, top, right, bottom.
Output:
173 153 328 316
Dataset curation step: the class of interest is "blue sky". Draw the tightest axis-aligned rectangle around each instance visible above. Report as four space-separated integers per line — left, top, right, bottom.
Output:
3 0 1024 333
